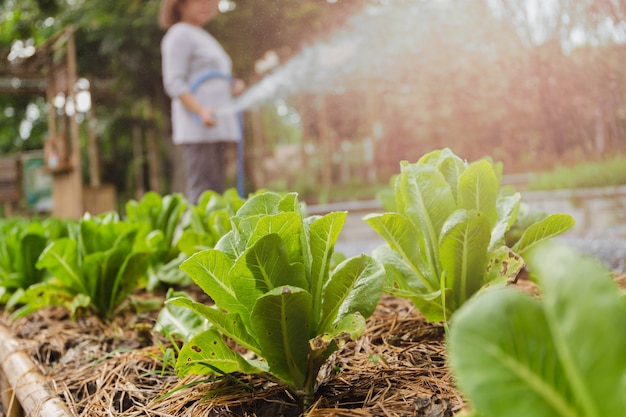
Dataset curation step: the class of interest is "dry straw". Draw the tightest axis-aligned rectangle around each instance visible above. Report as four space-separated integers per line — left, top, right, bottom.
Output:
1 295 464 416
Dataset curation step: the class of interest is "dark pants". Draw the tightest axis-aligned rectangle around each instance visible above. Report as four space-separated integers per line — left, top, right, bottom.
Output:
181 142 227 204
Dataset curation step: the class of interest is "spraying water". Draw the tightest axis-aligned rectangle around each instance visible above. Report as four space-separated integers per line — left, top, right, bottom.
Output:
217 1 429 116
217 40 357 116
213 0 567 117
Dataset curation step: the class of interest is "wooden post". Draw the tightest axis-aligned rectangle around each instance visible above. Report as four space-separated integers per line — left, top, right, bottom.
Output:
132 104 145 200
0 157 20 217
86 100 101 187
66 26 82 212
45 71 57 147
144 100 161 194
51 26 84 219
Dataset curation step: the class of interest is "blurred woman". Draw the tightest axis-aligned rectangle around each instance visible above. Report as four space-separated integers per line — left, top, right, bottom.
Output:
159 0 245 203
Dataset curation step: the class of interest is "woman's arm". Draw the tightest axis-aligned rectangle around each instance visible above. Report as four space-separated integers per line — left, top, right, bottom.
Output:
161 27 217 127
179 92 217 126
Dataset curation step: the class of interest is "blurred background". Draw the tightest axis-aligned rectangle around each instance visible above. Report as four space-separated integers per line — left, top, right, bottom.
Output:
1 0 625 215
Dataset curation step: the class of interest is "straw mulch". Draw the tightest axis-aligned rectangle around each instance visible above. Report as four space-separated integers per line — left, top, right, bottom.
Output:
1 291 465 417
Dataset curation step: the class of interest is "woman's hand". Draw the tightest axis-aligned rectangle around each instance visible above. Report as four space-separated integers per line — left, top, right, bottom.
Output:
198 107 217 126
179 92 217 126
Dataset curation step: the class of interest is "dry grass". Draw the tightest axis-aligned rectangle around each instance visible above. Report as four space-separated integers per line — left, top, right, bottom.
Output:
1 294 464 417
3 271 624 416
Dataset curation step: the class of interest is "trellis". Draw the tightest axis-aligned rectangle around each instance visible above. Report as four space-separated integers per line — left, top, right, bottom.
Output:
3 26 116 218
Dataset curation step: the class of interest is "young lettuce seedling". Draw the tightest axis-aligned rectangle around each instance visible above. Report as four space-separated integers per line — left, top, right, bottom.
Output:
126 191 187 265
169 191 385 408
176 187 248 257
18 212 150 320
125 191 189 290
0 218 67 306
365 148 575 322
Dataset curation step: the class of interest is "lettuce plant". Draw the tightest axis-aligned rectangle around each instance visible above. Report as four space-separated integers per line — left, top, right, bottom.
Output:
125 192 188 289
448 242 626 417
0 218 71 305
155 288 210 341
168 191 385 407
365 148 575 322
126 191 187 264
16 213 150 320
176 188 246 257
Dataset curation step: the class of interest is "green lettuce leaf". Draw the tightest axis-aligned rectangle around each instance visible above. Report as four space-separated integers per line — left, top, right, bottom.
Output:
439 209 491 311
512 213 576 255
251 286 312 387
369 149 574 323
448 242 626 417
319 254 384 333
177 329 263 377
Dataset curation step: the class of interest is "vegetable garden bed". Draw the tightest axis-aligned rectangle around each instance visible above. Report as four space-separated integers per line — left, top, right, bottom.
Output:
1 148 624 417
2 270 624 416
1 293 464 416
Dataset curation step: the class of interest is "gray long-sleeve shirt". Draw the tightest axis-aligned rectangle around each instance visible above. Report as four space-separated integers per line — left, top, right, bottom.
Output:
161 22 240 144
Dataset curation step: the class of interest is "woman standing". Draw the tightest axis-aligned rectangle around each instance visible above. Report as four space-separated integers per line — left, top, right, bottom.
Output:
159 0 245 203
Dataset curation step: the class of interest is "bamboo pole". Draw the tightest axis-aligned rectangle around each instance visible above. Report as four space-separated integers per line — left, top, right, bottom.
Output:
0 325 71 417
0 369 22 417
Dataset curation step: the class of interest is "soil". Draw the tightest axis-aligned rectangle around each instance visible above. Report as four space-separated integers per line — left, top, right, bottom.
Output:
0 289 465 417
5 266 621 416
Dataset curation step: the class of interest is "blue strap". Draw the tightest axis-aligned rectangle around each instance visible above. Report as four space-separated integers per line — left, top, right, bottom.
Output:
189 70 230 124
190 70 245 197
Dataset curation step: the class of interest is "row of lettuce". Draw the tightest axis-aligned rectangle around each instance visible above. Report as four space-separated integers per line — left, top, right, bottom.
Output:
1 148 625 416
0 188 243 319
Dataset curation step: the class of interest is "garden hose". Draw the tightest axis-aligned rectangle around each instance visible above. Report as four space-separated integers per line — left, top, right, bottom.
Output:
190 70 245 197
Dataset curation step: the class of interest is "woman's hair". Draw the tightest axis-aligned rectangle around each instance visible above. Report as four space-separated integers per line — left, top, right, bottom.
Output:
158 0 184 30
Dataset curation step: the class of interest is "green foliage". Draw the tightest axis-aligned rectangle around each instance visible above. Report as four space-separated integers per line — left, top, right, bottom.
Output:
0 217 71 305
0 97 49 154
0 0 60 41
448 242 626 417
503 202 548 248
126 191 187 263
170 191 385 406
177 188 246 257
0 1 71 155
125 191 188 289
365 149 575 322
15 212 150 320
155 288 210 342
527 154 626 190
